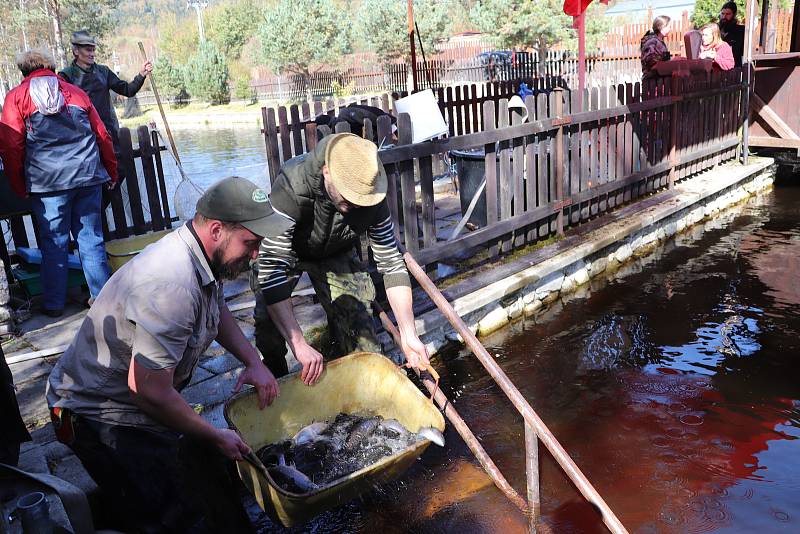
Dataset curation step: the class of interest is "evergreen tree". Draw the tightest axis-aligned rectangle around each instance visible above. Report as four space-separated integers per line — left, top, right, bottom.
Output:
357 0 453 63
470 0 611 67
185 41 229 105
153 56 188 105
258 0 351 100
691 0 745 26
206 0 261 61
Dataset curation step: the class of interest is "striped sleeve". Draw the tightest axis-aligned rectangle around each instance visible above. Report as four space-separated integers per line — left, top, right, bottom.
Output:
367 215 410 289
255 215 300 304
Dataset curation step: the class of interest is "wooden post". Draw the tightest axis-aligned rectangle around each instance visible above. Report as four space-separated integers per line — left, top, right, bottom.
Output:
483 101 499 258
668 76 680 189
397 113 419 253
136 126 165 231
118 128 145 234
554 88 565 236
151 129 172 228
304 123 318 152
407 0 418 93
261 107 280 185
525 422 540 533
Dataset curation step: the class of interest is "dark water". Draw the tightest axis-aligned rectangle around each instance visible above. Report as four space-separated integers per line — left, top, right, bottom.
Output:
252 183 800 533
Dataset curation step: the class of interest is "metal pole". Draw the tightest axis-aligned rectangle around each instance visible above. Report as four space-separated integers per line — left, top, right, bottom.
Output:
373 304 529 513
403 252 630 534
742 0 757 165
415 21 434 89
407 0 418 93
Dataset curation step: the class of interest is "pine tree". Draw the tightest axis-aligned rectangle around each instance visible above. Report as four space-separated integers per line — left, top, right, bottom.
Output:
185 41 229 105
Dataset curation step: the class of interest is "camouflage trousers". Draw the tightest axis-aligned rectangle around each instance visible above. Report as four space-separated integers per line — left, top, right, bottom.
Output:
252 249 381 377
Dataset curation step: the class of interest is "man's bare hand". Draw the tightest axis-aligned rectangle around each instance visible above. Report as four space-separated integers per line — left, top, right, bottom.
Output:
234 363 279 409
140 61 153 77
400 333 430 371
213 428 251 461
293 341 324 385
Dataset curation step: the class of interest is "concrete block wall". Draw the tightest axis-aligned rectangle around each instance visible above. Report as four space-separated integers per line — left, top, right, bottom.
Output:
414 161 776 356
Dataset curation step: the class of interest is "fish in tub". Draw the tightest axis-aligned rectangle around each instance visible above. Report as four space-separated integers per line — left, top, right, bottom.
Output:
257 412 445 494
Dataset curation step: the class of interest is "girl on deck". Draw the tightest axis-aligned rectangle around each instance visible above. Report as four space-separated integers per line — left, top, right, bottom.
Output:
699 22 735 71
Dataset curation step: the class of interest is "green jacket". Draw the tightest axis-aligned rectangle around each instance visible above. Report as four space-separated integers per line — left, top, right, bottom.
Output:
59 62 145 146
256 135 410 304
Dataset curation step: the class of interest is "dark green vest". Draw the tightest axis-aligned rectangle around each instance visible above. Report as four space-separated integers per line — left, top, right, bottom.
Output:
269 136 385 260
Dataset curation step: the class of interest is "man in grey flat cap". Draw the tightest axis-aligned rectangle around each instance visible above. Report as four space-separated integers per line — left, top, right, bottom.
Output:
59 30 153 155
47 176 291 533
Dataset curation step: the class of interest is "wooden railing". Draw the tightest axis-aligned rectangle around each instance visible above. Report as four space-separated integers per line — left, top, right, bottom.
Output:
260 78 570 181
377 69 744 269
261 70 744 273
0 126 173 277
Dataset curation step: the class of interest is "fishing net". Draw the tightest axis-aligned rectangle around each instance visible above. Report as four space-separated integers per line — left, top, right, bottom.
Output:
173 172 205 222
152 126 205 221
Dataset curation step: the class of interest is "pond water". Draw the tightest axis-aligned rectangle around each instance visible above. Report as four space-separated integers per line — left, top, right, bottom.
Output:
155 125 270 205
250 180 800 533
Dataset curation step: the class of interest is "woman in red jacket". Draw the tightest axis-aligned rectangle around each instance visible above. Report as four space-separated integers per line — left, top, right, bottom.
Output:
699 23 735 71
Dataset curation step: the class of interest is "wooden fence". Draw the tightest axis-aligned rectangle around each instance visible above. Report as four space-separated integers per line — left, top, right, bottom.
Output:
373 69 745 269
249 51 641 102
260 78 573 181
0 126 174 278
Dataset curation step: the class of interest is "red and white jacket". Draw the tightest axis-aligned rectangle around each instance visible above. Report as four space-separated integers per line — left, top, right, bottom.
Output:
0 69 117 198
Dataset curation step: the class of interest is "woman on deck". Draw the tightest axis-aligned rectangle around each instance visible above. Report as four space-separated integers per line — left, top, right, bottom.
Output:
641 15 673 79
699 22 735 71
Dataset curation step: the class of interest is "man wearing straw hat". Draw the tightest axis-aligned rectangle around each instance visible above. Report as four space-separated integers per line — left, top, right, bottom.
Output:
253 133 430 385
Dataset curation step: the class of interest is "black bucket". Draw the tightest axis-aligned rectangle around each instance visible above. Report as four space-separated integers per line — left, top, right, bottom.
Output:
450 148 503 227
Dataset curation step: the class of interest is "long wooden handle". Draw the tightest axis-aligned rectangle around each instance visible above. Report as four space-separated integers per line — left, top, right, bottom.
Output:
372 300 528 513
403 251 629 533
138 42 181 165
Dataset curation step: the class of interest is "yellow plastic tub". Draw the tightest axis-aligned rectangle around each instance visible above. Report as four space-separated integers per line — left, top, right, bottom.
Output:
105 229 173 272
224 352 445 527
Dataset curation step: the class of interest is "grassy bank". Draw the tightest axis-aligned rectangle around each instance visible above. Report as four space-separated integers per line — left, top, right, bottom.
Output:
118 100 269 129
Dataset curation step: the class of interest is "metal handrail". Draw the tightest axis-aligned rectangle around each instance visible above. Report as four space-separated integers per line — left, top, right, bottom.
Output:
403 251 629 534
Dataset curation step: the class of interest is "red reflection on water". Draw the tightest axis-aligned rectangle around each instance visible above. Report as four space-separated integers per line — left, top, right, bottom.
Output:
537 369 795 533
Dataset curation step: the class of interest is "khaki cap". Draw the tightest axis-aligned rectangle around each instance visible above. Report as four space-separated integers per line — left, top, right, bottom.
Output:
196 176 292 238
70 30 96 46
324 133 387 207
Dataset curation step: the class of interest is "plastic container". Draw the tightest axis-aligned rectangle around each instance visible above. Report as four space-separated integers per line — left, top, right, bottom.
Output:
224 352 445 527
105 229 173 272
450 148 503 227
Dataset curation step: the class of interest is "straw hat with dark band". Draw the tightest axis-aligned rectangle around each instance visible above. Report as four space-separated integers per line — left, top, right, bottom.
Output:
324 133 387 207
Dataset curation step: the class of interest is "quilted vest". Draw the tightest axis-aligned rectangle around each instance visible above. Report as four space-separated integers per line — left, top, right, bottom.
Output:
269 135 382 260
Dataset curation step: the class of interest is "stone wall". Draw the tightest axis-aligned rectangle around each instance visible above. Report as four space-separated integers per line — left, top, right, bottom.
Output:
410 160 776 357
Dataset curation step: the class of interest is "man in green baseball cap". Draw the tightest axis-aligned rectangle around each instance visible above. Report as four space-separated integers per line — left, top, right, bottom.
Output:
47 176 290 532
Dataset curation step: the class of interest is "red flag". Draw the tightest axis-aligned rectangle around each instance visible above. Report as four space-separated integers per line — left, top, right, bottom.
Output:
563 0 608 17
563 0 592 16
